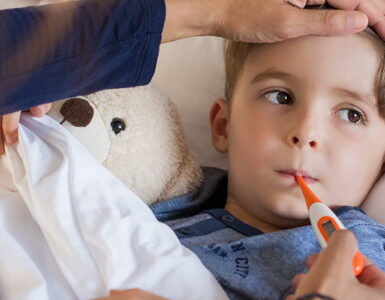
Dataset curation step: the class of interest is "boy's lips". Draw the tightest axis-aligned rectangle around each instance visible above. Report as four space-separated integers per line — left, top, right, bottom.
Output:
276 169 317 183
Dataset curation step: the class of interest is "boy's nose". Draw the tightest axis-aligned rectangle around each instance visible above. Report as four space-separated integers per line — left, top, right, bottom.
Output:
286 115 319 150
290 135 317 149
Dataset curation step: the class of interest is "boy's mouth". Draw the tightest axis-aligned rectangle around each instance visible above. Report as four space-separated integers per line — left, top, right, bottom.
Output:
276 169 317 183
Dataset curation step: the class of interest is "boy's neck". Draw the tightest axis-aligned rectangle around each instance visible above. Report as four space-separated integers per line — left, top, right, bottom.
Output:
224 197 286 233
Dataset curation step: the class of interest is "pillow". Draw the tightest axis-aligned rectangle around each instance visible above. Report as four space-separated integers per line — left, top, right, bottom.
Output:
152 37 228 170
0 0 39 8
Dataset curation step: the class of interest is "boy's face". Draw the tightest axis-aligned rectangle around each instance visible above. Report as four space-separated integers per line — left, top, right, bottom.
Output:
211 34 385 230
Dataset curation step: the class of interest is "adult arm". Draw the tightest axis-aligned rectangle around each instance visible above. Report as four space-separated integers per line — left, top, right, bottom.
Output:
0 0 165 116
0 0 384 152
286 230 385 300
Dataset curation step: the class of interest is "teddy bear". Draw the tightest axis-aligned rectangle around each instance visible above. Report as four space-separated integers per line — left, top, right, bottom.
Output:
47 84 203 205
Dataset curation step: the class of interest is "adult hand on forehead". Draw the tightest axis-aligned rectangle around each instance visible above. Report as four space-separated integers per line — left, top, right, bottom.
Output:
300 0 385 40
199 0 378 44
0 104 51 155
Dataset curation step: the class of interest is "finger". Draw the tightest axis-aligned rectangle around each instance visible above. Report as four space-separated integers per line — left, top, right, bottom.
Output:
109 289 167 300
285 295 295 300
0 117 4 155
292 273 307 290
306 254 319 269
45 103 52 113
327 0 385 39
2 111 21 145
30 103 51 117
371 14 385 42
30 106 43 117
316 230 359 277
328 0 385 12
285 8 368 40
358 255 385 288
287 0 307 8
293 231 359 297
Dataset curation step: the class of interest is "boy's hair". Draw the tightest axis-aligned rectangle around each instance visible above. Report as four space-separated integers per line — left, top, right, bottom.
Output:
224 12 385 118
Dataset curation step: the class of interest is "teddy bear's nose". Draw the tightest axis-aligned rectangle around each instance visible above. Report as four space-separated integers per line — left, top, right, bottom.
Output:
60 98 94 127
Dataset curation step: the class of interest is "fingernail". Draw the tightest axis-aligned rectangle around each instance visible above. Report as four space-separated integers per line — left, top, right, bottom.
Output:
346 12 368 30
288 0 305 8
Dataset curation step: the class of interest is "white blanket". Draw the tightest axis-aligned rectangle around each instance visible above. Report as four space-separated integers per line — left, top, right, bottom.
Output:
0 114 228 300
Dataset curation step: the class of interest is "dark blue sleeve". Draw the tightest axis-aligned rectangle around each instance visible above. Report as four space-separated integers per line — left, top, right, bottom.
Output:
0 0 165 115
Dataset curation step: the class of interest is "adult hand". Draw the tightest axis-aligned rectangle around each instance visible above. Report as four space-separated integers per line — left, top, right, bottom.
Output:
0 104 52 155
93 289 168 300
313 0 385 40
286 230 385 300
162 0 379 43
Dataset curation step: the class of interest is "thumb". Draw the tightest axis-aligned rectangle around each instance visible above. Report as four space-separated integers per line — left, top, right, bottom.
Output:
291 9 368 38
317 230 359 277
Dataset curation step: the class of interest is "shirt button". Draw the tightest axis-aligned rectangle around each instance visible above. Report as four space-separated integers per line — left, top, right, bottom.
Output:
178 227 194 235
222 215 235 223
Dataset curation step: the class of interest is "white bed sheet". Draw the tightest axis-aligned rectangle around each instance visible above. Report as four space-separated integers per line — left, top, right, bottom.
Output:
0 114 228 300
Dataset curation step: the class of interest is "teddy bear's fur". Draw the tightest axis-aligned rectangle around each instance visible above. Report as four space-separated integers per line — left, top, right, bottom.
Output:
47 84 203 205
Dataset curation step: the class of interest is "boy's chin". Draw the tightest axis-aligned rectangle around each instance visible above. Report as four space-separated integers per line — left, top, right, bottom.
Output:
271 208 310 228
273 201 309 219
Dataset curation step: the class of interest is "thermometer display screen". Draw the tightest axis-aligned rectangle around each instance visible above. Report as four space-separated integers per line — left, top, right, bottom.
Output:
322 220 336 237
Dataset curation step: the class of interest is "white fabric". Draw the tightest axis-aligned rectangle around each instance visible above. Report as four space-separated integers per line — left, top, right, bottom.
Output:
0 114 228 300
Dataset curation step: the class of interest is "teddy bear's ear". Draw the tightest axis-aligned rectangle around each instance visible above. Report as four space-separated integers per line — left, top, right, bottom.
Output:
59 98 94 127
47 96 111 162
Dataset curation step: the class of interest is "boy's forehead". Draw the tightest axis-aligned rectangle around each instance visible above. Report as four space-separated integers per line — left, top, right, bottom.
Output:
242 34 380 98
246 33 379 66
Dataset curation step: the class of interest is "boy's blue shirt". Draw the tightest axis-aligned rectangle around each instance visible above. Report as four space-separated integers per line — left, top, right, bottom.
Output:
0 0 165 115
151 167 385 300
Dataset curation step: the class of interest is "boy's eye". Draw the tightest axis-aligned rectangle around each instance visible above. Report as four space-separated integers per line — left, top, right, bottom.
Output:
264 91 293 105
337 108 366 124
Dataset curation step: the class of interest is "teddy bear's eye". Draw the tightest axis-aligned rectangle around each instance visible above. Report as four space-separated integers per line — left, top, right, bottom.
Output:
110 118 126 135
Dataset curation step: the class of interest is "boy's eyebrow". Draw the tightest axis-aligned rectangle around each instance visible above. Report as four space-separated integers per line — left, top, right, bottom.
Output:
331 87 376 108
249 69 296 84
250 69 377 108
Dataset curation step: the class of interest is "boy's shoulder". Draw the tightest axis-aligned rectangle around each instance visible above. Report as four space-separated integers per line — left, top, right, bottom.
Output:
337 205 385 230
151 167 228 222
337 206 385 271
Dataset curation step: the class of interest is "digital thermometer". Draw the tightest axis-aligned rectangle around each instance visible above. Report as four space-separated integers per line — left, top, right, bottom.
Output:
295 175 364 276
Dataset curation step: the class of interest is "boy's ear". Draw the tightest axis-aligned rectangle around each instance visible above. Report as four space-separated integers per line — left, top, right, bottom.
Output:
210 97 228 153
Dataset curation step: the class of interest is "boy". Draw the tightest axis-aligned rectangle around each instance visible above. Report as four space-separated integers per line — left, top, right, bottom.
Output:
151 25 385 299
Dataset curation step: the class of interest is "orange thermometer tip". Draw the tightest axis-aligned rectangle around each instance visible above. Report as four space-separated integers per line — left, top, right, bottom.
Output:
295 176 322 210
